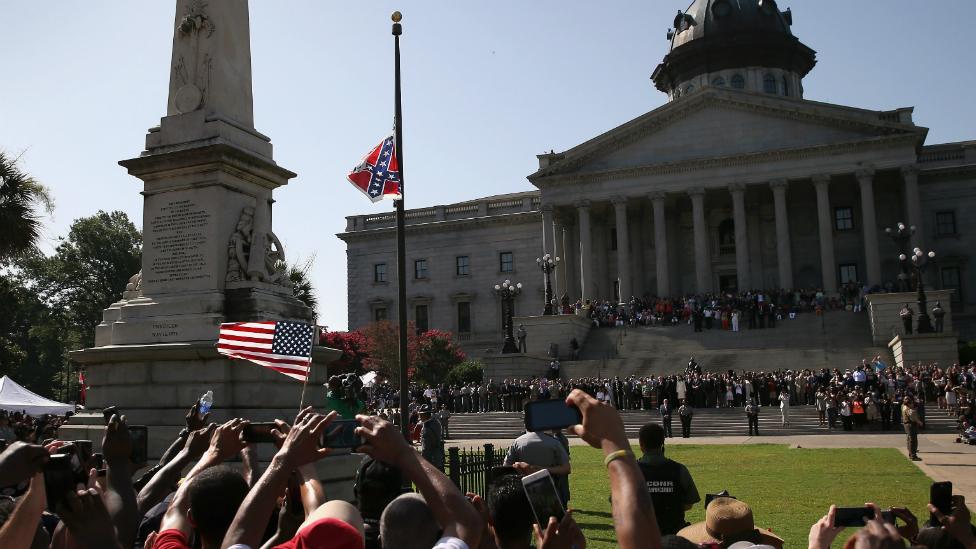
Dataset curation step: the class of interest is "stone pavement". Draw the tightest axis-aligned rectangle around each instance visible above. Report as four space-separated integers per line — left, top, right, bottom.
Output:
450 432 976 511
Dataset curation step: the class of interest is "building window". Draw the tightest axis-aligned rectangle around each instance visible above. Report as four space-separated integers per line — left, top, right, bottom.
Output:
457 302 471 334
499 252 514 273
414 259 428 279
834 207 854 231
839 264 858 285
374 307 388 322
712 76 726 87
373 263 387 283
415 304 429 334
731 74 745 89
455 255 470 276
763 73 777 94
941 266 962 302
936 211 957 236
610 228 618 251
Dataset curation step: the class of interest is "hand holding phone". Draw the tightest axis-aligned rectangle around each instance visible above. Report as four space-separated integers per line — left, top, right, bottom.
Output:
833 507 894 527
242 422 277 444
321 419 362 449
521 469 566 528
930 481 952 524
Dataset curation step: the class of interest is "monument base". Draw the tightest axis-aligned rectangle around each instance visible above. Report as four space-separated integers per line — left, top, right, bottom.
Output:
888 332 959 369
866 290 954 346
512 314 592 359
483 354 556 381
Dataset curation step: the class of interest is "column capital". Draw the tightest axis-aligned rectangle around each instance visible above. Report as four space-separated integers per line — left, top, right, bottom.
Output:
855 167 876 182
811 174 832 187
541 202 554 213
574 199 591 210
649 191 667 202
728 182 746 194
611 195 629 207
901 164 920 179
769 179 789 191
687 186 705 198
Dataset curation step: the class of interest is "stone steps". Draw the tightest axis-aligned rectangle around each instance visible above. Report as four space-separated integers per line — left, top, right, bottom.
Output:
443 406 959 440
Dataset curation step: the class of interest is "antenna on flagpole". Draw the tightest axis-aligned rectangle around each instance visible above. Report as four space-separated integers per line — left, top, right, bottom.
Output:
392 10 410 438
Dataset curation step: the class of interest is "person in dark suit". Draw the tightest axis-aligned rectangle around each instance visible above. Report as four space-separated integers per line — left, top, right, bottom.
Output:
659 398 673 438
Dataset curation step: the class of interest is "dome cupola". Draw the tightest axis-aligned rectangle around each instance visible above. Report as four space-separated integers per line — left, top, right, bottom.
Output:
652 0 817 100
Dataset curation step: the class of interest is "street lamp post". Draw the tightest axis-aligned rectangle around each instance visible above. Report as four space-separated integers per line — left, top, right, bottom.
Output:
886 221 937 334
536 253 560 315
884 222 914 292
494 279 522 353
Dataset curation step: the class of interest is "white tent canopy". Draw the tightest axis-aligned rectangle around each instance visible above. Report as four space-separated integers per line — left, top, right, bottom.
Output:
0 376 74 416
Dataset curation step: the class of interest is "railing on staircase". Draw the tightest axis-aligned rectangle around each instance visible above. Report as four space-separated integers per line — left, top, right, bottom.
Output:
445 444 496 495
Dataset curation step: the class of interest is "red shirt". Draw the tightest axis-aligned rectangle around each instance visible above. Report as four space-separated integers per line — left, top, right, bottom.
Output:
153 530 191 549
274 518 363 549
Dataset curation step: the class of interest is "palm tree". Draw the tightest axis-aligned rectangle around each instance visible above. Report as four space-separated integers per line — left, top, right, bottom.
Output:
288 255 318 315
0 151 53 260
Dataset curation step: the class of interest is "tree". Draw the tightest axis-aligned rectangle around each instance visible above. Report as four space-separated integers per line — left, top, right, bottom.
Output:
320 330 369 375
444 361 484 386
21 211 142 350
413 329 466 386
0 151 54 260
287 256 318 313
360 320 419 387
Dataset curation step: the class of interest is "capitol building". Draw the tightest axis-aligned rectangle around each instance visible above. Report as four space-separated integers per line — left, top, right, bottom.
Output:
339 0 976 353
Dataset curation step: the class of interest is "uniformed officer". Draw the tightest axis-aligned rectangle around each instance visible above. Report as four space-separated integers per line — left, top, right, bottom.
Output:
932 301 946 333
902 396 923 461
745 399 760 436
419 405 444 470
636 423 701 535
678 400 693 438
900 304 914 335
659 398 674 438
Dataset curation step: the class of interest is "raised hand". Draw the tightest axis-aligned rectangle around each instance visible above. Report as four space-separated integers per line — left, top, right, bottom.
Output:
808 505 845 549
207 419 248 462
565 389 628 453
928 495 975 548
185 401 209 431
101 414 132 464
355 414 412 467
0 441 50 487
185 423 216 459
277 411 335 468
57 487 124 549
534 512 586 549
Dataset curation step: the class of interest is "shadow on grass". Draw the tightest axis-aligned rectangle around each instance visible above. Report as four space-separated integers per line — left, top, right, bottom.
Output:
573 509 614 519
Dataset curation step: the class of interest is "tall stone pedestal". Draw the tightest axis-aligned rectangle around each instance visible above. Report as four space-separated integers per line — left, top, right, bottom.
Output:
865 290 954 345
512 314 592 359
888 332 959 369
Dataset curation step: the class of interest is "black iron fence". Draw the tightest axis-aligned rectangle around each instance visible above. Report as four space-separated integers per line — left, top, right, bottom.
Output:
445 443 496 495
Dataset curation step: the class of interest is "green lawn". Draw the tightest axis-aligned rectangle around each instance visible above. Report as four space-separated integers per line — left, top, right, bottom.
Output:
567 444 933 548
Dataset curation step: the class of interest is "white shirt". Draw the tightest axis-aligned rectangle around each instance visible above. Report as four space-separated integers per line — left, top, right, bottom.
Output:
433 537 469 549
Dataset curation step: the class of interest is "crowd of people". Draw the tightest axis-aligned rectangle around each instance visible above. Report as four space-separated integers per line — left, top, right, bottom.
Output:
1 392 974 549
0 411 69 447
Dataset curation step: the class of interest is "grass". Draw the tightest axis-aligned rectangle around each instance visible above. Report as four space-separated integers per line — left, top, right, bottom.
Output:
567 444 933 548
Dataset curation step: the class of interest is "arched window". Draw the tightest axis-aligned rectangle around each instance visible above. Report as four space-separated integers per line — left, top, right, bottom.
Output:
731 74 745 89
782 76 790 96
684 84 695 94
763 73 777 94
712 76 726 87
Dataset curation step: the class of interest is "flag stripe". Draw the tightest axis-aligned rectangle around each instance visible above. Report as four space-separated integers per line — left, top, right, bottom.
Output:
217 340 273 351
222 325 276 335
216 347 311 366
217 333 276 344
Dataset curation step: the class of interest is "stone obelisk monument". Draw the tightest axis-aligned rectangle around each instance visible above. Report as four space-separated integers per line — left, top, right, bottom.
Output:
68 0 338 455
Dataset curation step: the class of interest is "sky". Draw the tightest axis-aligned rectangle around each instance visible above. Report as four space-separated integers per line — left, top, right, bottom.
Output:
2 1 975 332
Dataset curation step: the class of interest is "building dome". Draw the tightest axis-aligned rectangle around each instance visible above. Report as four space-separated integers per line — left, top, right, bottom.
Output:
652 0 816 100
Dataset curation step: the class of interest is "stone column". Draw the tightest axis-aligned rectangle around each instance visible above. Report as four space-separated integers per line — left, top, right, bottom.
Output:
651 192 670 297
612 197 632 302
856 168 882 286
729 183 750 291
541 203 554 256
770 179 794 289
901 165 924 250
553 219 566 298
688 187 711 293
812 174 837 293
577 200 593 302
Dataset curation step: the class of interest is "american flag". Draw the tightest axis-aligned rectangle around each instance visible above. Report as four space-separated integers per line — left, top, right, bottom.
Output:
346 133 401 203
217 321 314 382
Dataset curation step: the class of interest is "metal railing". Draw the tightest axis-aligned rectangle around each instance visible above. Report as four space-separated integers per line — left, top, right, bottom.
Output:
445 444 496 495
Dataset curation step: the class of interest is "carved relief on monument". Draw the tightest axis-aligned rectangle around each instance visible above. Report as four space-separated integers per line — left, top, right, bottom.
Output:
225 206 291 288
122 271 143 300
173 0 215 114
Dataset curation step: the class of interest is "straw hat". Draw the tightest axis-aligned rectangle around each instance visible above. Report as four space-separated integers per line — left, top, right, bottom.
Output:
676 498 783 549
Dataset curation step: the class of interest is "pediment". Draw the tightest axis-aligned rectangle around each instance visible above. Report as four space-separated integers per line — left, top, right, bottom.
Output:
531 89 925 181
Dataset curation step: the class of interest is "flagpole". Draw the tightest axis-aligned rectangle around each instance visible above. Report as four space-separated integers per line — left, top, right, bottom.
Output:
298 326 315 410
392 11 410 438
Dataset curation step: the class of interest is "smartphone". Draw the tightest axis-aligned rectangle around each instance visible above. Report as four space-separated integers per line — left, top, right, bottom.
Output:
92 453 104 470
102 406 120 424
72 440 93 465
522 469 565 528
43 454 83 512
523 400 582 432
128 425 148 465
321 419 362 449
705 492 737 508
930 481 952 518
242 422 277 444
834 507 885 527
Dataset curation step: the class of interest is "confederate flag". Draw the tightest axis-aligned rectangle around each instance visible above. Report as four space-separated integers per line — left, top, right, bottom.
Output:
346 133 401 203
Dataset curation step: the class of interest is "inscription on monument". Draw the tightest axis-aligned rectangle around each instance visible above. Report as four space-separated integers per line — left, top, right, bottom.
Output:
151 322 180 338
146 199 213 284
